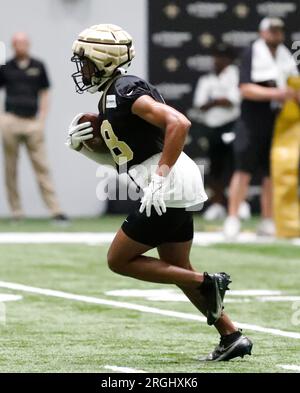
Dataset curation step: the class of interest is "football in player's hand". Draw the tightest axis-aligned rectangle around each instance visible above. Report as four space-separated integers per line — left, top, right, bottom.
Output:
78 113 107 154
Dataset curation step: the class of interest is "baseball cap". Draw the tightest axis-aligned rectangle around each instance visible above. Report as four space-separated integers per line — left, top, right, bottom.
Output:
259 17 285 32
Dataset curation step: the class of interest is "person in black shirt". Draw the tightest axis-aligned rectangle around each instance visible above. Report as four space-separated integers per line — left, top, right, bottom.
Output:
223 18 299 239
0 32 67 222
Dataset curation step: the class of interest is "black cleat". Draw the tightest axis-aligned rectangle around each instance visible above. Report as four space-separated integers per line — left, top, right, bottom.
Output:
200 330 253 362
199 272 231 325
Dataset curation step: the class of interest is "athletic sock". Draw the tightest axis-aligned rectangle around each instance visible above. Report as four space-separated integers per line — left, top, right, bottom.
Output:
221 329 242 346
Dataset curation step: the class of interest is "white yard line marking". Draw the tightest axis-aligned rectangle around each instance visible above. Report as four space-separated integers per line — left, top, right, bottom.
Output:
0 232 298 246
105 288 285 303
105 288 282 302
0 281 300 340
278 364 300 372
0 294 23 302
0 232 114 245
229 290 282 296
106 289 300 304
104 365 146 373
258 296 300 302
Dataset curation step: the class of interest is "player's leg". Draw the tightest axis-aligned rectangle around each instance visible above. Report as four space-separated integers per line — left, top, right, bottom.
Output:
108 208 230 325
157 241 253 361
107 228 204 286
157 241 237 336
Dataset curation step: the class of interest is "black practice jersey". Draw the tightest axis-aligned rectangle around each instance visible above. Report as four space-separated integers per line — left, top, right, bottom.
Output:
98 75 165 172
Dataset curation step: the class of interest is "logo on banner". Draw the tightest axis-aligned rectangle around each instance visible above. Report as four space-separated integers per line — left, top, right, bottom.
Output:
186 55 214 72
155 83 193 100
186 2 227 18
257 2 297 17
198 33 215 48
233 3 250 18
152 31 192 48
164 57 181 72
222 31 258 47
163 3 181 19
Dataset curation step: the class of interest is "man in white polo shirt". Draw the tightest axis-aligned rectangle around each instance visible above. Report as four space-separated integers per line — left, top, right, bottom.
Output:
193 44 247 221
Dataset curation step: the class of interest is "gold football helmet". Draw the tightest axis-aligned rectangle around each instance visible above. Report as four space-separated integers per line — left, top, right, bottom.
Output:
71 24 135 93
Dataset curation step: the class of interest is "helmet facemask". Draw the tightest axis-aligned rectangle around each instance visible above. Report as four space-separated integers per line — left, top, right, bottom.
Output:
71 54 106 94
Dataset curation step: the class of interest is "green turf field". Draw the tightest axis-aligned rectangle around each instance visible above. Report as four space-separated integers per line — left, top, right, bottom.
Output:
0 217 299 373
0 215 259 233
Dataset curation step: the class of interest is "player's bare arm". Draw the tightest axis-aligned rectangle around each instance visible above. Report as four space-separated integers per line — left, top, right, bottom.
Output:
132 95 191 176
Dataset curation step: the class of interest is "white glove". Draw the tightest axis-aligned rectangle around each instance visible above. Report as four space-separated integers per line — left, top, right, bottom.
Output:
66 113 93 151
139 173 167 217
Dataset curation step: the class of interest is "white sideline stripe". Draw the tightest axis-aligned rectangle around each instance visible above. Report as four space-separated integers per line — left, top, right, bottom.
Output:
104 365 146 373
0 232 297 246
278 364 300 372
0 281 300 340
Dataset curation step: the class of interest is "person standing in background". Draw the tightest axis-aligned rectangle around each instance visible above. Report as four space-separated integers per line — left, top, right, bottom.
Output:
0 32 67 222
193 44 249 221
223 18 299 239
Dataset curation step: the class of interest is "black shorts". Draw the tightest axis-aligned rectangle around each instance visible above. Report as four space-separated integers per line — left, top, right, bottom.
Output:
121 207 194 247
205 121 235 184
233 115 275 177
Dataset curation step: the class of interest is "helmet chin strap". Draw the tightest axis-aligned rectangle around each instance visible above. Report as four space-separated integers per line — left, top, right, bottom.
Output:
88 65 129 94
87 85 101 94
87 76 110 94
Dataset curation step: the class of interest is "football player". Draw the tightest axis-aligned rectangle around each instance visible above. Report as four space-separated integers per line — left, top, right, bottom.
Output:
66 24 252 361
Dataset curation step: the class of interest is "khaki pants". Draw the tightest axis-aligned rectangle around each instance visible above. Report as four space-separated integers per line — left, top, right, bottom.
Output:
0 113 61 217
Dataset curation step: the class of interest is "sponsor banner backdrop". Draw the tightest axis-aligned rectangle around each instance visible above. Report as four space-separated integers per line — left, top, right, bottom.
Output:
148 0 300 159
